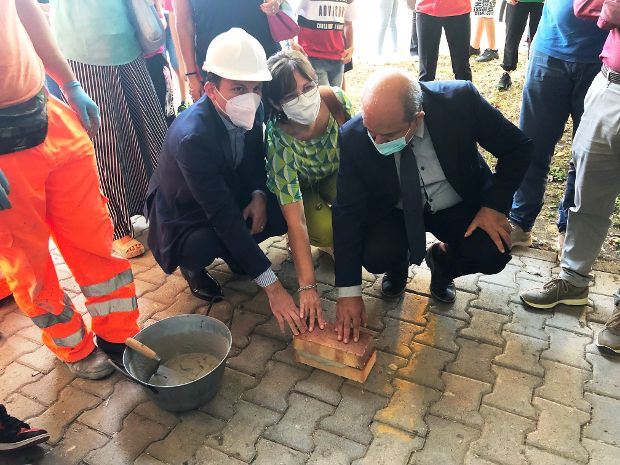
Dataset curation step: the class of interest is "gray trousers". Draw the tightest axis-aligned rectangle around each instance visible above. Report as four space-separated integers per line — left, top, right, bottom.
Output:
560 72 620 287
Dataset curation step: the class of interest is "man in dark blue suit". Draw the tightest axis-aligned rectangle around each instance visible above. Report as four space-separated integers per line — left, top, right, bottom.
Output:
146 29 308 335
333 69 533 343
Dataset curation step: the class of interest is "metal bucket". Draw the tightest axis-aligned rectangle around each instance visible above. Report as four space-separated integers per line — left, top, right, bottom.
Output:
112 314 232 412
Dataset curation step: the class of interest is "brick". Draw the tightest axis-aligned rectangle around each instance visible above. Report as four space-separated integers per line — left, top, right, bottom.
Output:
527 397 589 462
545 304 592 337
483 366 540 419
478 263 520 289
84 412 170 465
375 378 441 436
320 383 387 445
584 392 620 447
229 308 268 349
208 400 280 461
226 334 286 376
591 270 620 297
470 283 515 315
201 367 256 420
386 292 431 326
308 430 366 465
0 311 33 338
427 291 475 321
494 331 547 377
352 422 424 465
583 438 620 465
588 292 616 324
37 422 109 465
409 415 479 465
0 362 43 403
375 318 423 358
79 379 149 434
264 393 333 453
447 338 502 384
460 307 509 346
430 372 490 428
347 350 407 397
149 292 207 321
17 344 60 375
146 411 224 464
20 365 75 406
524 447 582 465
535 360 591 412
272 344 313 370
541 327 591 371
295 369 344 405
191 447 245 465
29 386 101 444
243 360 308 412
2 393 47 420
586 352 620 399
414 314 466 353
252 439 306 465
503 303 549 340
71 373 120 399
467 405 536 465
397 342 454 390
0 334 39 370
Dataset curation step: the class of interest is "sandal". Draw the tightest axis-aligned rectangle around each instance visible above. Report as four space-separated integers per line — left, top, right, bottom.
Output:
112 237 145 259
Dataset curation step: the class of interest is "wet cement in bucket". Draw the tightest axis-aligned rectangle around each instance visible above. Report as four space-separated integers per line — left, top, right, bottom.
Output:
148 352 221 386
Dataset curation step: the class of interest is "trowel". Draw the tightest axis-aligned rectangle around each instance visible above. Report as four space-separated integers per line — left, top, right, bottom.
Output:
125 338 194 386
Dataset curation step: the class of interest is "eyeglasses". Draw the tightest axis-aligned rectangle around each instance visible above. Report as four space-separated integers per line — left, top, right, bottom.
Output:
281 81 318 105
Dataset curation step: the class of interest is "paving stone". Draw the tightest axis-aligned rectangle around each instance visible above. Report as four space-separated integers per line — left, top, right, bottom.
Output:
362 294 394 331
585 352 620 399
519 256 554 280
16 344 59 374
585 322 605 355
191 446 246 465
397 342 454 390
308 430 367 465
264 393 333 453
134 280 160 300
208 400 280 461
140 274 187 305
527 397 590 462
0 311 34 338
467 405 536 465
588 293 616 324
347 350 407 397
459 307 510 346
20 364 75 406
254 316 293 342
405 267 432 297
470 283 515 314
478 264 520 289
374 318 423 358
2 393 47 420
409 415 480 465
503 303 549 340
133 401 180 428
29 385 101 444
494 331 547 377
79 379 149 434
454 273 481 293
584 392 620 447
541 327 591 371
513 247 557 263
252 438 307 465
150 292 206 321
386 292 431 326
535 360 591 412
71 373 120 399
134 264 168 284
0 361 43 403
427 291 475 321
483 365 540 419
320 383 388 445
545 304 592 336
524 447 582 465
15 324 44 343
447 338 502 384
583 438 620 465
413 314 466 353
226 334 286 376
134 454 171 465
591 270 620 297
146 411 224 464
241 291 273 316
229 308 268 349
84 412 170 465
375 378 441 436
430 372 490 428
295 369 344 405
37 422 109 465
201 367 256 420
352 422 424 465
0 335 39 370
272 343 313 371
243 360 309 412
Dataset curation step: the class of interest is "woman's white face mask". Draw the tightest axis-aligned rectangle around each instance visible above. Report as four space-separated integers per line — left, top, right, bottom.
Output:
281 86 321 125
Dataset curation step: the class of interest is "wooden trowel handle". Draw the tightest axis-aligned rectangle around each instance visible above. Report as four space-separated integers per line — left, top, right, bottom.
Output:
126 337 160 362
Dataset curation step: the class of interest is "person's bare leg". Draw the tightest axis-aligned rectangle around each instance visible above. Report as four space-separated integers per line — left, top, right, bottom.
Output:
471 17 484 49
169 10 190 104
484 17 497 50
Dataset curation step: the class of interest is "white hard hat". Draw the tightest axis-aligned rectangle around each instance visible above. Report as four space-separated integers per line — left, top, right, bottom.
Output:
203 28 272 82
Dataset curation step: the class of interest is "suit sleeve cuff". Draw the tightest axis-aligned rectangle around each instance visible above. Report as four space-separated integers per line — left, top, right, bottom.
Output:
338 285 362 298
254 268 278 288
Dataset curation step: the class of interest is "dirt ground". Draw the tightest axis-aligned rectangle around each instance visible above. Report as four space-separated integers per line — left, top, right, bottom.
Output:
344 54 620 265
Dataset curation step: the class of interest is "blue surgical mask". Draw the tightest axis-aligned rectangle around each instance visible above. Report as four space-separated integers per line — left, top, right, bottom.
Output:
368 125 413 156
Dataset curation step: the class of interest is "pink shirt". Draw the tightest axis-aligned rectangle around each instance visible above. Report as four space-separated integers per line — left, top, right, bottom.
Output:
574 0 619 72
416 0 471 17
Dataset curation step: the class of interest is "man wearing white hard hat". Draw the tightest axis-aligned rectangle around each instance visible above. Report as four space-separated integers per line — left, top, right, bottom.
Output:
146 28 309 335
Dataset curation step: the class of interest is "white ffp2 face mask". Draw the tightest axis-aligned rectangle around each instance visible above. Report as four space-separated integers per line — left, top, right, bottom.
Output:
281 89 321 125
216 89 262 130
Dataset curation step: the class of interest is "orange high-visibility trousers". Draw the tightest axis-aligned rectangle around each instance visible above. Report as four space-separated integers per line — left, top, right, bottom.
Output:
0 273 10 300
0 96 139 362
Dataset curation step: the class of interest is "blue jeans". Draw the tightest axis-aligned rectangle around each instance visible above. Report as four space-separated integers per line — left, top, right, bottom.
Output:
309 58 344 87
509 49 601 232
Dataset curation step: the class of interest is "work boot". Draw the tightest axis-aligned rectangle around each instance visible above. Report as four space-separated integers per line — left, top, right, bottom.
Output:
510 221 532 247
181 267 223 301
425 244 456 303
476 48 499 63
65 348 114 380
520 278 589 309
596 292 620 355
381 264 408 298
497 72 512 91
97 336 127 365
469 45 481 57
0 405 49 451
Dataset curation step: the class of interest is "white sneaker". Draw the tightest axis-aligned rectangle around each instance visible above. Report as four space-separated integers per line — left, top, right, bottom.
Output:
510 221 532 248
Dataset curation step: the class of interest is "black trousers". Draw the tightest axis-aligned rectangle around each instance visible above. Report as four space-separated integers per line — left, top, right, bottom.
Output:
176 192 287 274
502 2 543 72
144 53 176 126
361 204 511 281
417 12 472 82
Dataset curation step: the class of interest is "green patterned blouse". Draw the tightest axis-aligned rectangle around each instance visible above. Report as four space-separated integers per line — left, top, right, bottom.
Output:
265 87 353 205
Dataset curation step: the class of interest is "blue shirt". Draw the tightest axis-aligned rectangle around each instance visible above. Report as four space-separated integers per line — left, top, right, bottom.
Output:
532 0 608 63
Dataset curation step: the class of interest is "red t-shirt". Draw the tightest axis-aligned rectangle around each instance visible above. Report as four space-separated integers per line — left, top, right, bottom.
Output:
416 0 471 17
163 0 173 12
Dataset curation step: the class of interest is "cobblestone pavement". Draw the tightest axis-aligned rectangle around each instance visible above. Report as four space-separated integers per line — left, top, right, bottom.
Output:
2 226 620 465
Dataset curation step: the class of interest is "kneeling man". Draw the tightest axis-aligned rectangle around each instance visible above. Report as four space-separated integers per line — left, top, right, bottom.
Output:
333 69 533 342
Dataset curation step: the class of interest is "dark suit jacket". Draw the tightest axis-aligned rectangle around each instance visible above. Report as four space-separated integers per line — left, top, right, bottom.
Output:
146 95 270 278
333 80 533 288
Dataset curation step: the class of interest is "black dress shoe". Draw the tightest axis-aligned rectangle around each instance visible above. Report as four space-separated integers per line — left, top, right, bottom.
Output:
425 244 456 303
96 336 126 364
180 267 223 301
381 265 408 298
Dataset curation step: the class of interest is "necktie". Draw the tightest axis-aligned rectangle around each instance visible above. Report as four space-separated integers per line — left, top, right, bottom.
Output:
399 144 427 265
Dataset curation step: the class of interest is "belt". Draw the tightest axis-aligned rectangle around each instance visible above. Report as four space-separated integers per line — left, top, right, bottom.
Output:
601 64 620 85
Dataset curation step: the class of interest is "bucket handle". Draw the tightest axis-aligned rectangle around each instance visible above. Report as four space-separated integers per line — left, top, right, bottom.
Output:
107 359 159 394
